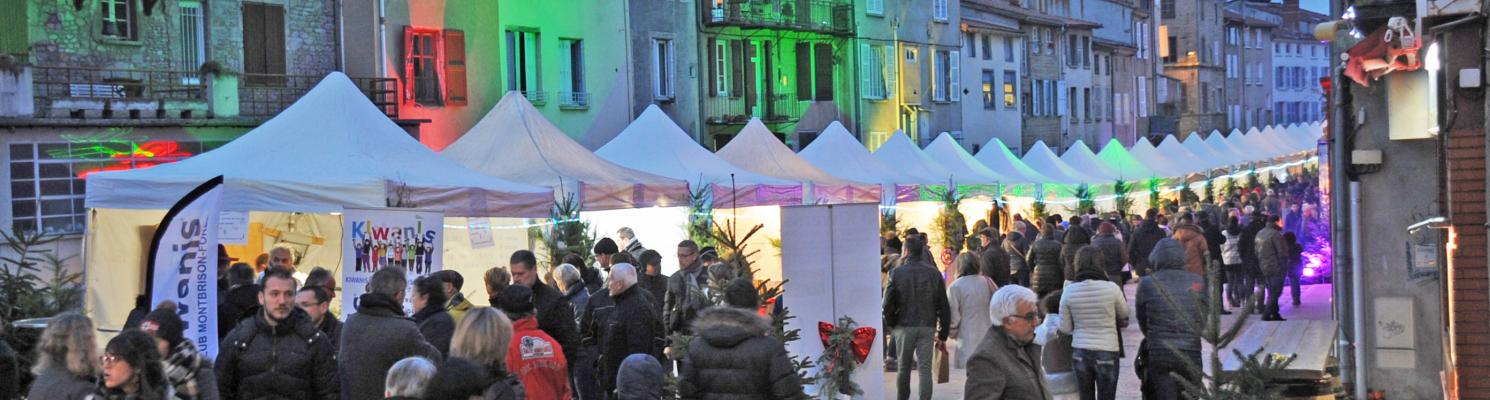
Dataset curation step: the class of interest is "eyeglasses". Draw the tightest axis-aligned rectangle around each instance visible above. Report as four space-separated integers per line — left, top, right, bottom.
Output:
1009 312 1042 323
100 354 120 366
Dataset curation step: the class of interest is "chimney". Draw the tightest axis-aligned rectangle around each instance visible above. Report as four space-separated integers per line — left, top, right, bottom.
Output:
1283 0 1299 9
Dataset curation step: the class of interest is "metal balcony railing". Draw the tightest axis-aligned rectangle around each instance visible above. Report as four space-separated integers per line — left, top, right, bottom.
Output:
520 90 547 105
558 92 589 107
240 74 400 119
706 0 854 35
29 66 206 117
702 92 802 124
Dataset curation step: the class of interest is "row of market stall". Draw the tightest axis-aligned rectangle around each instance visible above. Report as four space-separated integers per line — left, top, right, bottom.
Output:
79 73 1322 331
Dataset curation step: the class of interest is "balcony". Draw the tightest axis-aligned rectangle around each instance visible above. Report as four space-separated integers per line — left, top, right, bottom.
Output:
703 92 803 125
706 0 855 35
558 92 590 108
4 66 400 121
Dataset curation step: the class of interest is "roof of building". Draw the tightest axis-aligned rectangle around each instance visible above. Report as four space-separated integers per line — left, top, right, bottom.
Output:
965 0 1102 29
962 16 1024 34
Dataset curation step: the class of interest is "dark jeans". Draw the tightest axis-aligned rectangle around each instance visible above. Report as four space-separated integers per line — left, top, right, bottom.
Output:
1013 266 1031 287
1072 348 1120 400
1144 347 1201 400
894 326 936 400
572 346 601 400
1287 266 1303 304
1224 264 1250 307
1263 274 1285 317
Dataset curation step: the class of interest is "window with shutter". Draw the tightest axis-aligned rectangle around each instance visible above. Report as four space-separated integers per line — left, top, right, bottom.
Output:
796 43 812 101
931 51 943 102
934 0 948 21
814 43 833 101
860 43 874 99
949 50 960 102
1057 81 1067 117
883 44 897 99
709 39 722 97
652 38 676 99
445 30 467 106
867 0 884 16
243 3 286 86
405 27 442 105
101 0 138 40
505 30 542 102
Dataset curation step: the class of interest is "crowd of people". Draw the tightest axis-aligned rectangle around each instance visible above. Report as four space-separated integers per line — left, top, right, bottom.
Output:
880 174 1320 400
15 226 805 400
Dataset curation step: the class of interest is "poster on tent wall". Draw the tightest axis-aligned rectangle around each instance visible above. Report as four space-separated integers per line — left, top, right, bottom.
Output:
145 176 224 359
341 207 444 317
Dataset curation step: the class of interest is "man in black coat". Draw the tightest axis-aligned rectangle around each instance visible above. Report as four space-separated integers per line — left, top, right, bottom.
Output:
338 267 442 400
217 263 259 341
216 268 338 400
1126 208 1166 277
593 263 665 398
883 234 951 400
976 229 1011 287
665 240 708 336
295 286 342 353
1239 213 1267 309
678 279 803 399
510 250 580 365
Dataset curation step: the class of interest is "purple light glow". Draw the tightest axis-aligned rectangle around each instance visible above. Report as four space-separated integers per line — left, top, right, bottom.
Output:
1303 267 1317 277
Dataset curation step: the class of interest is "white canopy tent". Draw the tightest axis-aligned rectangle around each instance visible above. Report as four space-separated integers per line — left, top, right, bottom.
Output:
1021 141 1103 184
1094 138 1159 181
1155 134 1216 175
1207 130 1256 166
974 138 1052 184
1183 131 1237 169
1058 140 1122 182
596 105 802 207
1129 139 1192 178
441 92 690 211
871 131 957 184
798 122 918 202
922 133 1011 186
86 73 555 217
717 118 879 204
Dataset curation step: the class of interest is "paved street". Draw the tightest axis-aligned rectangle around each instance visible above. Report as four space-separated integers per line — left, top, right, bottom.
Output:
882 282 1336 399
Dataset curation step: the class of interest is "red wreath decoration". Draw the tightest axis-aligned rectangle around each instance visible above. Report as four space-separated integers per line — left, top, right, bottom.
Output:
817 321 877 364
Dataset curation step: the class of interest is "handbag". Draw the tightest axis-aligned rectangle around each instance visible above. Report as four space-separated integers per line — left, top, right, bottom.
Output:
933 346 951 383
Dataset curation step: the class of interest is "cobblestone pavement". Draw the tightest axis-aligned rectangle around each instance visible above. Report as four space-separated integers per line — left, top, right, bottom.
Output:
882 281 1336 399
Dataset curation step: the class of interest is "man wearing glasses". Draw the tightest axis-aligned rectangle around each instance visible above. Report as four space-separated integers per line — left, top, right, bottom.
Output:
664 240 706 337
965 285 1052 399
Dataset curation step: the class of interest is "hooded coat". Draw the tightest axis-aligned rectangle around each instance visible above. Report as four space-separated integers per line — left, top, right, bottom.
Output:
1171 224 1209 276
678 306 805 400
216 308 338 400
413 303 455 357
1089 232 1127 283
1026 232 1065 296
338 293 441 400
1060 226 1092 279
617 354 665 400
1136 239 1204 354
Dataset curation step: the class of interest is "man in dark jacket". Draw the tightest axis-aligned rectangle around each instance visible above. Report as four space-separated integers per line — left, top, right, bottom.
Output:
510 250 581 365
1255 215 1290 321
216 268 337 400
965 285 1050 400
295 286 342 353
976 229 1011 287
665 240 708 336
1026 224 1065 298
883 234 951 400
1239 213 1267 309
1126 208 1166 277
217 263 258 341
1090 222 1128 284
1136 239 1203 400
338 267 442 400
1059 224 1091 281
594 264 665 398
679 279 804 399
1002 230 1030 287
636 249 669 317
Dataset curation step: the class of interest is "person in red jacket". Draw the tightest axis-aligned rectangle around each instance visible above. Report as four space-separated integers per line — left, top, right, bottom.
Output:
497 284 573 400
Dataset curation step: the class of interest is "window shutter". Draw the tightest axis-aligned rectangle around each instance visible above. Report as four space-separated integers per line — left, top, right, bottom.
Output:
1057 80 1067 116
860 43 873 99
883 45 897 99
868 0 883 14
730 40 745 98
444 29 467 105
708 38 718 97
796 43 812 101
558 40 573 95
264 6 285 76
814 43 833 101
666 40 676 97
403 26 415 100
949 50 960 102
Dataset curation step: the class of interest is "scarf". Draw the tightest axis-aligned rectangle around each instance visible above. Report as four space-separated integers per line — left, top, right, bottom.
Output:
163 340 202 399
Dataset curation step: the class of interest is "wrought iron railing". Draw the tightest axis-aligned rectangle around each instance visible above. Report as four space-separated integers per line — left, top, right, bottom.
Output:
702 92 802 124
521 90 547 105
352 77 400 118
240 74 400 118
558 92 589 107
30 66 206 115
706 0 854 34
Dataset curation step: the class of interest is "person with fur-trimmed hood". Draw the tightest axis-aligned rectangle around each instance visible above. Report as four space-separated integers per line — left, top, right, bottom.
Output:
679 279 805 399
140 302 219 400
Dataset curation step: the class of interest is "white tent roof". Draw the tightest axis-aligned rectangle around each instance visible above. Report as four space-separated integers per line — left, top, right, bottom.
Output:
1182 131 1236 168
974 138 1050 184
1250 126 1297 158
923 133 1009 184
1094 138 1158 180
441 92 689 211
1206 130 1254 166
1155 134 1214 174
799 122 916 185
1129 139 1191 178
596 105 801 207
1021 141 1099 184
85 72 554 217
717 118 878 204
1227 127 1266 162
1059 140 1122 182
871 131 955 184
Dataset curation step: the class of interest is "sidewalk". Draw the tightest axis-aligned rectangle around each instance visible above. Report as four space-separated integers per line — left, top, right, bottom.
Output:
881 282 1335 399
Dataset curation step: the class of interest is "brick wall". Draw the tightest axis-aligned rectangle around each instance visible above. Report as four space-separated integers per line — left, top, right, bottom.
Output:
1445 25 1490 399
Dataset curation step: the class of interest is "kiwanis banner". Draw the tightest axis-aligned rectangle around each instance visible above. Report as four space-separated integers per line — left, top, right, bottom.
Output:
341 208 444 317
145 176 224 359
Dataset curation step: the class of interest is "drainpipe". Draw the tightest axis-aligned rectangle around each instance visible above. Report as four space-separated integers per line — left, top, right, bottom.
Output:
334 0 344 71
377 0 388 78
1349 180 1364 398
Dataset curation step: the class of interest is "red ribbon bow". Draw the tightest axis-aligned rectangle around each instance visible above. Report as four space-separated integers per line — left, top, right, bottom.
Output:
818 321 878 364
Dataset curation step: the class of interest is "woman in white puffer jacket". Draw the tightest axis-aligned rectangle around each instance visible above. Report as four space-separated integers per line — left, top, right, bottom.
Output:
1221 215 1246 308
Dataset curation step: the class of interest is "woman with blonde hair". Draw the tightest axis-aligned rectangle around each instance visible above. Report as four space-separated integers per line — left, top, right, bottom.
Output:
28 312 102 400
447 307 524 400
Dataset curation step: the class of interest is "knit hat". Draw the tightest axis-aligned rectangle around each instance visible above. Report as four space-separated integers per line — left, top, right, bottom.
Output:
594 237 619 255
496 284 536 316
616 354 665 400
723 279 759 309
141 304 186 348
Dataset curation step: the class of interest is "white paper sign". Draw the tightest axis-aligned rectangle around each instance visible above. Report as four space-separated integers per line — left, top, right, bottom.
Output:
468 218 495 249
217 211 249 245
342 208 444 316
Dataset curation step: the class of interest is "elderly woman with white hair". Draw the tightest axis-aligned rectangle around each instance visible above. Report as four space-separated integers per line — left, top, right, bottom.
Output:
595 263 665 398
964 285 1053 400
383 356 436 399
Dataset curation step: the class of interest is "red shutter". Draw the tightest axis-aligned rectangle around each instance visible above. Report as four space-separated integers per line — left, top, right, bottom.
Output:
444 30 468 105
403 26 415 101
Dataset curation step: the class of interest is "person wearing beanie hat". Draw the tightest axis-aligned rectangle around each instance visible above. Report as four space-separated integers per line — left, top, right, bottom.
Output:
678 285 803 398
497 285 571 400
141 302 220 400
